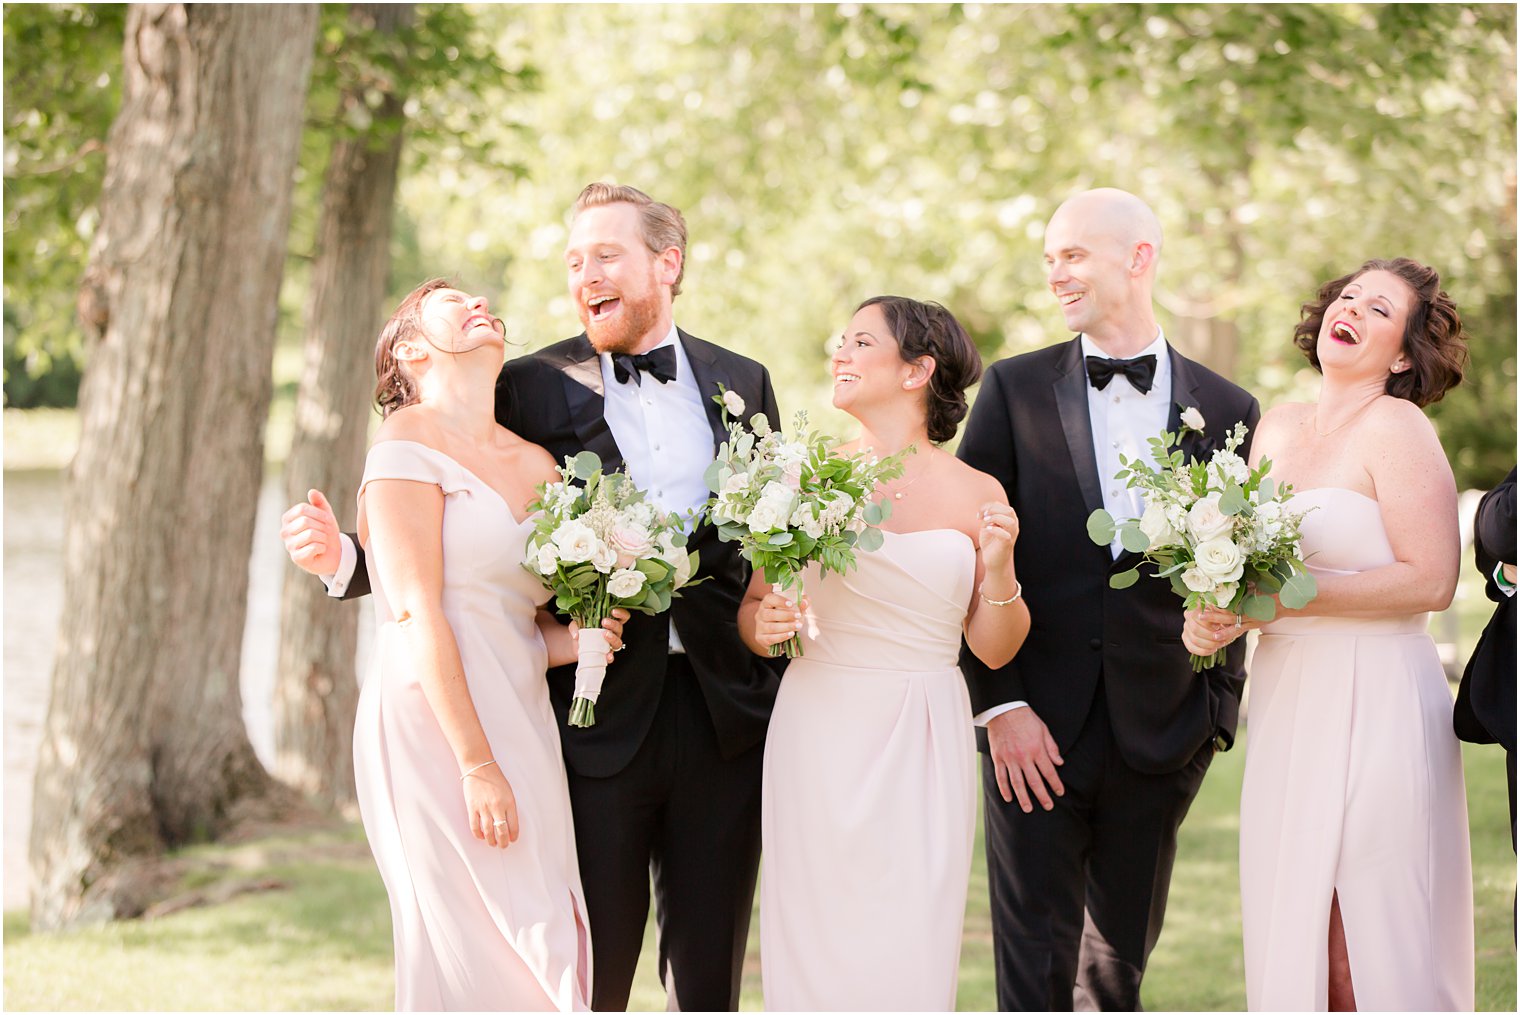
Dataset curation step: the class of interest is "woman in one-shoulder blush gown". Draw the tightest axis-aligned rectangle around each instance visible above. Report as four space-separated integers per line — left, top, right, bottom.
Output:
1186 259 1473 1011
353 280 624 1011
742 297 1031 1011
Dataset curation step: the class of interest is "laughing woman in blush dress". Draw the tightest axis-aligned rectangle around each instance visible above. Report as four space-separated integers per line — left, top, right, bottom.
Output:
1185 258 1473 1011
743 297 1031 1011
354 280 624 1011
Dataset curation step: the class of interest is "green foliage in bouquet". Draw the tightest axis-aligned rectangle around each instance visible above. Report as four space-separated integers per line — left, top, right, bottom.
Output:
1087 418 1318 670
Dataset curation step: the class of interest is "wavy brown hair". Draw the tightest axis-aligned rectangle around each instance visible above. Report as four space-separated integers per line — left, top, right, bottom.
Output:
1292 257 1467 407
857 295 984 444
374 278 453 418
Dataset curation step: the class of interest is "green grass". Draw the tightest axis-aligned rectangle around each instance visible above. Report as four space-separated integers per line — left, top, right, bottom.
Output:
5 745 1513 1011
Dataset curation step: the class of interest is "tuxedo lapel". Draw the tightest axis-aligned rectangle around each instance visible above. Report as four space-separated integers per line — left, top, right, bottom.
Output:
679 329 734 454
1054 337 1104 518
1167 349 1217 464
557 335 625 470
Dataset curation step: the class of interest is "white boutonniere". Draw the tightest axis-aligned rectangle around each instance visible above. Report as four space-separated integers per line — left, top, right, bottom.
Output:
1178 405 1206 435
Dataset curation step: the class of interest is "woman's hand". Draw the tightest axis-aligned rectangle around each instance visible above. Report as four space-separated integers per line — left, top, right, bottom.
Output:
567 607 631 663
463 763 519 849
751 588 808 650
1182 604 1263 656
978 502 1020 576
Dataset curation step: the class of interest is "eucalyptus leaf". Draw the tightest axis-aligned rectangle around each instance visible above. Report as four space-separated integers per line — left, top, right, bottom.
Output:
1086 509 1116 546
1119 524 1151 554
856 526 884 552
1279 572 1318 610
1109 568 1140 590
1242 594 1278 621
1219 484 1248 516
571 451 602 481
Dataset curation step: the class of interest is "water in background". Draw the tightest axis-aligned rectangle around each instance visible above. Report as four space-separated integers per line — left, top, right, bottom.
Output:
2 469 373 910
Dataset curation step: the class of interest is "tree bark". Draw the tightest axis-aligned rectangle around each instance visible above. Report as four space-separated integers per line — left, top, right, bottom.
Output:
274 2 414 810
31 3 318 931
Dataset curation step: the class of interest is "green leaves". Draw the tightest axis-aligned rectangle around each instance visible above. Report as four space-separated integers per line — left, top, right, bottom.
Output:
1279 572 1318 611
1087 509 1117 546
1110 568 1140 590
1241 594 1278 622
571 451 602 481
1119 524 1151 554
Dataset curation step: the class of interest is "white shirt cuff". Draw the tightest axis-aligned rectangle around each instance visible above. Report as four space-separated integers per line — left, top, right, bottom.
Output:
973 701 1029 727
321 534 358 599
1494 561 1517 598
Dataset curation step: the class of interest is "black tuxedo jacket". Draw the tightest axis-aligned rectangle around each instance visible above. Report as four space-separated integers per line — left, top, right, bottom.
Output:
958 336 1260 774
496 330 783 778
1454 468 1516 752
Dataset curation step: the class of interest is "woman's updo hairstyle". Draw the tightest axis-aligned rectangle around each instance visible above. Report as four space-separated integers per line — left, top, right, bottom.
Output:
374 278 453 418
857 295 983 444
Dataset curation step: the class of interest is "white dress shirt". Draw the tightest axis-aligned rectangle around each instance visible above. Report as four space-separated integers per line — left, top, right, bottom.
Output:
973 329 1172 728
598 325 714 522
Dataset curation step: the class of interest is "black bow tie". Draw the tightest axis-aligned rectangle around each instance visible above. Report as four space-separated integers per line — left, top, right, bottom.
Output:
612 347 678 386
1085 353 1157 395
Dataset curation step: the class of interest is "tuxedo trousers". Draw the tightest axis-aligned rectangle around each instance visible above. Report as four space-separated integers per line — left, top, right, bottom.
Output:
982 680 1213 1011
566 654 764 1011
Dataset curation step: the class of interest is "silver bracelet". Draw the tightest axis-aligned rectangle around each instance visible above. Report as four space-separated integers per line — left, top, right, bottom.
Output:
459 759 498 782
979 579 1023 607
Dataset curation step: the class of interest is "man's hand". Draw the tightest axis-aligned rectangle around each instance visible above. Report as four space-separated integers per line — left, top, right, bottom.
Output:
987 706 1064 813
281 489 342 576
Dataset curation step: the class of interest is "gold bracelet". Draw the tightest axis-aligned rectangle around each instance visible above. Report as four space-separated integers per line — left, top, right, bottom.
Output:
459 759 498 782
979 579 1023 607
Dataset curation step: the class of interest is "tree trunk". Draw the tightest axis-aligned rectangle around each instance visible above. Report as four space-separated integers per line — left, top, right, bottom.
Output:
30 3 318 931
274 2 414 810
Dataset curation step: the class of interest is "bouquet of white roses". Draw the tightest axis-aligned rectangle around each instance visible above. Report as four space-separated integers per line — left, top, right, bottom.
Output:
524 452 700 726
1086 414 1317 671
703 387 908 658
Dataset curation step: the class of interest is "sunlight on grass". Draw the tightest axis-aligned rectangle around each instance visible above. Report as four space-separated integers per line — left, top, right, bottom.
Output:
3 730 1512 1011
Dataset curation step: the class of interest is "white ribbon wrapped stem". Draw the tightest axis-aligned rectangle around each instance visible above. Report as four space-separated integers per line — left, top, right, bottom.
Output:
574 627 611 704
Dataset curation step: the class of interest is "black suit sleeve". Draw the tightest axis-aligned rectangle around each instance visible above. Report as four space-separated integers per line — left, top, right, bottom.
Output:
1474 468 1516 592
757 366 782 432
956 364 1027 709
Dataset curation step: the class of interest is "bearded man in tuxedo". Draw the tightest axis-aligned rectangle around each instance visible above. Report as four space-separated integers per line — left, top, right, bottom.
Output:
957 188 1259 1010
283 183 780 1011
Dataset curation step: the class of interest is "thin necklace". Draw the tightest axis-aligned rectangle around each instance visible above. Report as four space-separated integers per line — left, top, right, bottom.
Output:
885 447 937 501
1313 398 1378 438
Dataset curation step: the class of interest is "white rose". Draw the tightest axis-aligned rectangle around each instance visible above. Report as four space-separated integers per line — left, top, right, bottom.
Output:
746 500 785 534
722 389 746 416
591 542 618 574
552 520 599 563
1139 499 1180 549
535 543 560 575
1193 536 1245 584
610 523 654 567
1186 494 1234 542
780 459 804 490
1180 406 1206 432
1181 566 1217 594
722 472 750 496
607 568 647 599
760 480 795 506
1209 581 1239 609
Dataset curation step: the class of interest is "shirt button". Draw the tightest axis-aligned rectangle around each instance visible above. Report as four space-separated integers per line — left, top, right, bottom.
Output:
1109 489 1120 498
1089 638 1103 651
1112 440 1121 449
653 444 661 451
1112 395 1121 404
